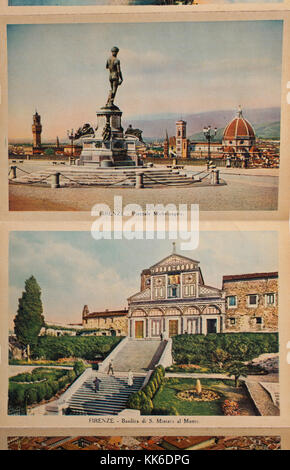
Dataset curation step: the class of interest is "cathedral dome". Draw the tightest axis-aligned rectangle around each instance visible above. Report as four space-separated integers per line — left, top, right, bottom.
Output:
223 107 255 141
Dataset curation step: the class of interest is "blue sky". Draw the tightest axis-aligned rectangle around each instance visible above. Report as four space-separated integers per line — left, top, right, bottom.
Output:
8 21 283 141
9 231 278 326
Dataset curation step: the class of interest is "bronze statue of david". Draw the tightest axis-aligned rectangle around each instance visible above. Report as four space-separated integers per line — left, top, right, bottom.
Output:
106 46 123 108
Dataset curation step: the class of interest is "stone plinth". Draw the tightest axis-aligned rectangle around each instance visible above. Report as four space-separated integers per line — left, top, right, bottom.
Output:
78 105 140 167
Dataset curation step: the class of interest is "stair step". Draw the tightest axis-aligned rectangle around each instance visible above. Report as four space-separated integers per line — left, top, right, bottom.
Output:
65 372 144 415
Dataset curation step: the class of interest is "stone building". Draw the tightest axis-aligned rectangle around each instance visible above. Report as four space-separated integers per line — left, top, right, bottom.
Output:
78 253 278 338
82 305 128 336
222 272 278 332
127 251 226 339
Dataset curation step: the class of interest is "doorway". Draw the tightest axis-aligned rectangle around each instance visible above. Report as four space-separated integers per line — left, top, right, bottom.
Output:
207 319 217 334
135 321 144 338
169 319 179 337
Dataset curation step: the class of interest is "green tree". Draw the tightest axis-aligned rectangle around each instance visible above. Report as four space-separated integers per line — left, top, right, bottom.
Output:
14 276 45 360
44 148 55 156
226 361 248 388
211 348 231 370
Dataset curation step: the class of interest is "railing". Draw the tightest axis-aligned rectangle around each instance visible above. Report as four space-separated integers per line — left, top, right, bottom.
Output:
97 336 129 373
157 338 173 369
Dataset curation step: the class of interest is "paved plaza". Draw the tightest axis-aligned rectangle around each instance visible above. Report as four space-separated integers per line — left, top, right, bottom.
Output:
9 162 278 211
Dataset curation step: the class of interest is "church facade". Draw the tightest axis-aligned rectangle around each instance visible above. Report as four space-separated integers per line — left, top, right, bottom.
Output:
127 253 226 339
79 251 278 338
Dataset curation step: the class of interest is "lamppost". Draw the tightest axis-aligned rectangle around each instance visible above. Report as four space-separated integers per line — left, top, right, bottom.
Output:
203 125 217 169
67 129 74 164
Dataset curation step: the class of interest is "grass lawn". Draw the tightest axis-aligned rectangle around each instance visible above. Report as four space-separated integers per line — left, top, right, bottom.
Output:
153 377 256 416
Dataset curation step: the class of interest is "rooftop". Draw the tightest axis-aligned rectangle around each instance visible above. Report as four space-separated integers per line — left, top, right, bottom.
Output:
83 309 128 319
223 272 278 283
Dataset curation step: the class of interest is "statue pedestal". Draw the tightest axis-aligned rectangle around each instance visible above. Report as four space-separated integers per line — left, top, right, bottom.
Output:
78 105 139 167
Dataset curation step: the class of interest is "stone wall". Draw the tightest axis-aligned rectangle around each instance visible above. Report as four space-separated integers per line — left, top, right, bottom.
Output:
224 278 278 332
83 315 128 336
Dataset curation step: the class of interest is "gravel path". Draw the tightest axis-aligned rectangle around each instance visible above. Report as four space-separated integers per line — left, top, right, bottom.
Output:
9 175 278 211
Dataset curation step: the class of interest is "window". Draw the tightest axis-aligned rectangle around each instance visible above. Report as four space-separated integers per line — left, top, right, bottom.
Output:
168 285 180 298
229 318 236 325
255 317 262 324
248 294 258 307
154 287 164 298
227 296 237 308
265 293 276 306
184 285 195 297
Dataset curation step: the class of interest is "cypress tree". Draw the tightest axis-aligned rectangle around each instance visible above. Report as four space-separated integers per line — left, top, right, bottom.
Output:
14 276 45 359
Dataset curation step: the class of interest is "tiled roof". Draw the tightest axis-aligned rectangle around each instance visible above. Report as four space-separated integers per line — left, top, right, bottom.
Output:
223 272 278 282
83 309 128 319
162 436 215 449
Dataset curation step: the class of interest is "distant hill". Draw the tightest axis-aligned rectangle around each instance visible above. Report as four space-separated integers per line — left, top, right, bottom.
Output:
254 121 280 139
123 107 281 140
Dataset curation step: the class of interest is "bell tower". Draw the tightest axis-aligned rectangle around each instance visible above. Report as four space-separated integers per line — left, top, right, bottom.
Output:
176 119 188 159
32 111 42 149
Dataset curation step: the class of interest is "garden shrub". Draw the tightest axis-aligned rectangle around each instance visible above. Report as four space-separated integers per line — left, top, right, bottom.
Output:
68 370 77 382
172 333 278 367
36 383 46 402
73 360 86 377
24 388 37 405
143 385 154 399
127 391 153 415
32 335 122 361
9 384 26 407
8 366 79 412
142 365 165 403
50 380 60 395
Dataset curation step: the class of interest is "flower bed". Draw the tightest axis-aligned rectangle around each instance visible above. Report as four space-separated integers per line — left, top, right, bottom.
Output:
177 388 220 402
222 399 241 416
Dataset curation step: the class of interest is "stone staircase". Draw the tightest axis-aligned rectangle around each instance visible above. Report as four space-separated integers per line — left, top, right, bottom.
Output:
10 167 208 188
66 372 144 415
111 339 167 372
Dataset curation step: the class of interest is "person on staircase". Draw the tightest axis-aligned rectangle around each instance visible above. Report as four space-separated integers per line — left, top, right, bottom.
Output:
93 376 101 393
107 360 114 376
128 369 133 387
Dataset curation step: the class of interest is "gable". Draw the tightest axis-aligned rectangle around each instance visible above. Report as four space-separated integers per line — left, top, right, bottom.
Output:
150 254 200 271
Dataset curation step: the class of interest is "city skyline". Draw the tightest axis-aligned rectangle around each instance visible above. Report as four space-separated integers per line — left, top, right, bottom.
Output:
9 231 278 326
8 21 283 141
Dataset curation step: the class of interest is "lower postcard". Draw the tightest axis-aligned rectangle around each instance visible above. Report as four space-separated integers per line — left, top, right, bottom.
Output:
0 431 290 451
1 225 289 429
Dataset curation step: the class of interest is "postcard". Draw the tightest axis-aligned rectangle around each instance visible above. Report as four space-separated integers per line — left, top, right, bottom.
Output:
6 19 285 213
2 227 287 429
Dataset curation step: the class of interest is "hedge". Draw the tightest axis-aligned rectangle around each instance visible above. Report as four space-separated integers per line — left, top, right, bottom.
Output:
172 333 278 366
127 391 153 415
127 365 165 415
32 335 122 361
8 362 85 411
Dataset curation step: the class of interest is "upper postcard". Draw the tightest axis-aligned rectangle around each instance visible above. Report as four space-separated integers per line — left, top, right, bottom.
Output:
8 20 282 212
